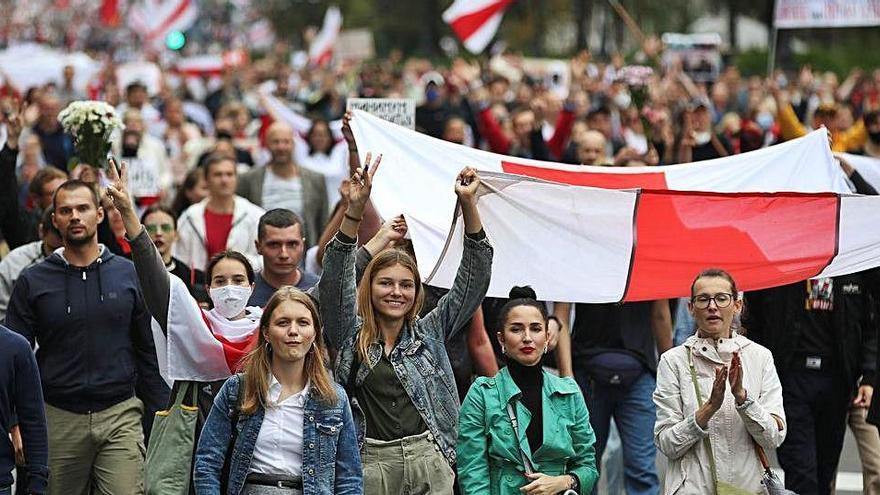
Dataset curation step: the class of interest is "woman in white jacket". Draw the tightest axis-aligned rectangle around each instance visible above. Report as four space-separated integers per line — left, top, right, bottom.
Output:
653 268 786 494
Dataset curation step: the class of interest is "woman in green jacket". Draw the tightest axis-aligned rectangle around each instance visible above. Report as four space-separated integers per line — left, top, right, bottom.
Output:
457 286 598 495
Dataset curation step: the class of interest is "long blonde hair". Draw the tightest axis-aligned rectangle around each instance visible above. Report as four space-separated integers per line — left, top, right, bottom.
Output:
239 286 336 414
356 249 425 362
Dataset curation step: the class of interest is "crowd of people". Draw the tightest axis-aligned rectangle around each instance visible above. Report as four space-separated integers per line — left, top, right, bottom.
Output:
0 40 879 495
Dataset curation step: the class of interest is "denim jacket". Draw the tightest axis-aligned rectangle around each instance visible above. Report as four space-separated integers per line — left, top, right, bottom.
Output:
193 374 363 495
318 232 493 466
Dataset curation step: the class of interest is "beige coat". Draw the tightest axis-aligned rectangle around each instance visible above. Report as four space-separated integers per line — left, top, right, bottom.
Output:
653 333 786 494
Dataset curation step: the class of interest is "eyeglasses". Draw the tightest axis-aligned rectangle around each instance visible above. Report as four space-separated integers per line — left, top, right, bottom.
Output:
145 223 174 234
692 293 734 309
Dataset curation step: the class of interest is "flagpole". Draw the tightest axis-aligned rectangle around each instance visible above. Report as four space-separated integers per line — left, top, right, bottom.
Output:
767 26 778 76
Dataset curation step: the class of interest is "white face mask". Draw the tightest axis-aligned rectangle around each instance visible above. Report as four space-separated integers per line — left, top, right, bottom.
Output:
210 285 253 319
613 91 631 109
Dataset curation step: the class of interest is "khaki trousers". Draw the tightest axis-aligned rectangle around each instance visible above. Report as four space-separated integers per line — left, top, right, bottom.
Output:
849 405 880 495
45 397 145 495
362 431 454 495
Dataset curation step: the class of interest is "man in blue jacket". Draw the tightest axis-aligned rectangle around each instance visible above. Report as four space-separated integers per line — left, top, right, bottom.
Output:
0 323 47 495
4 180 168 495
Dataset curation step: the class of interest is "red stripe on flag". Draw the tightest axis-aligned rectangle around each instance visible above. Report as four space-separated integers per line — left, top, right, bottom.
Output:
448 0 513 41
624 191 839 301
146 0 192 41
200 311 256 374
502 161 669 189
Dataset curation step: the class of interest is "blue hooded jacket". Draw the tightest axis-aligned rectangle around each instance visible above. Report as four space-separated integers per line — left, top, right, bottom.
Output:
4 246 168 420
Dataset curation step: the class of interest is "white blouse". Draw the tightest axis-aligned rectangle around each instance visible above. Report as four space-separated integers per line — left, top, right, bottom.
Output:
249 376 311 477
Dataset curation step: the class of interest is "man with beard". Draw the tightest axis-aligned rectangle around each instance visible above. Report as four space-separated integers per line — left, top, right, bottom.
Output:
237 122 328 250
4 180 168 495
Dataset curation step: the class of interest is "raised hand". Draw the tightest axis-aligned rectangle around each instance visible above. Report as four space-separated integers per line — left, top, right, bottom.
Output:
381 215 408 244
729 352 747 405
104 158 134 215
347 152 382 217
454 167 480 205
104 158 142 238
342 111 356 149
4 100 22 149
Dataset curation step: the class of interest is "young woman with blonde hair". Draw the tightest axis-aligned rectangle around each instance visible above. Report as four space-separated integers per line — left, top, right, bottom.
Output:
194 286 362 494
318 154 493 493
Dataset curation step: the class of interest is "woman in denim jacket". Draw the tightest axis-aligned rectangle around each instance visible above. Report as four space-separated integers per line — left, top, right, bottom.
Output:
193 287 362 495
319 155 493 493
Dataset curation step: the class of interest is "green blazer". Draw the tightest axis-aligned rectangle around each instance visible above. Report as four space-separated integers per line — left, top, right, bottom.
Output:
456 367 598 495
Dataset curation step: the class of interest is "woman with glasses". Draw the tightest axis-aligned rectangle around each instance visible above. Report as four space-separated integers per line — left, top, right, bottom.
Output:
141 205 208 303
653 268 786 494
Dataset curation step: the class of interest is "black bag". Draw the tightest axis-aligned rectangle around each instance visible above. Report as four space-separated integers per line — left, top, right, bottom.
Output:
583 350 645 388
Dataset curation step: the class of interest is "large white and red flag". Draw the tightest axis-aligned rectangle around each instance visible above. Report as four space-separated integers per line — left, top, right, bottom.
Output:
128 0 198 49
443 0 513 53
309 6 343 66
152 276 260 383
348 110 878 303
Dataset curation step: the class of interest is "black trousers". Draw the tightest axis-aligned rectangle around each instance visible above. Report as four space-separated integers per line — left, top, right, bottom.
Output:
777 369 851 495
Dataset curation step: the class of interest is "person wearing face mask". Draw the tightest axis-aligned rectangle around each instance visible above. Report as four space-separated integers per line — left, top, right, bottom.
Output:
677 99 732 163
457 286 598 495
319 156 493 494
105 161 264 493
654 269 786 495
194 287 362 495
416 72 452 139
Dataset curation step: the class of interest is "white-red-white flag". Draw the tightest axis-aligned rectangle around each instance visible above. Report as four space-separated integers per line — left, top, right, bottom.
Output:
128 0 198 49
309 6 343 66
443 0 513 53
348 110 874 303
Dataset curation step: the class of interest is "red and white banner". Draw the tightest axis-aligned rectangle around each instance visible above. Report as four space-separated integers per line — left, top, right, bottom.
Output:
774 0 880 29
443 0 513 53
427 172 880 303
129 0 199 48
348 110 870 303
174 50 248 77
309 6 343 66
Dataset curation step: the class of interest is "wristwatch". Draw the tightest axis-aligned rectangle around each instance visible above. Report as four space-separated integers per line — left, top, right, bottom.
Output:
568 474 580 490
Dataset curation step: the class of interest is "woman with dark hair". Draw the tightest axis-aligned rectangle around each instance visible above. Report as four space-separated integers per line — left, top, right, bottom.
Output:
318 154 493 493
295 118 348 207
653 268 786 494
106 160 265 491
171 167 208 218
194 286 362 494
457 286 598 495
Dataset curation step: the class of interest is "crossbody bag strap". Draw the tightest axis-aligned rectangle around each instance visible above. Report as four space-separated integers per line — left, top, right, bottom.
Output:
687 348 721 494
505 401 535 475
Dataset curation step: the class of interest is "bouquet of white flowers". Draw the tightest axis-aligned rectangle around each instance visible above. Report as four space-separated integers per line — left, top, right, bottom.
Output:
58 100 124 171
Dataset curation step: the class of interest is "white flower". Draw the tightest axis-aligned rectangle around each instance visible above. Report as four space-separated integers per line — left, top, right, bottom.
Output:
59 100 125 136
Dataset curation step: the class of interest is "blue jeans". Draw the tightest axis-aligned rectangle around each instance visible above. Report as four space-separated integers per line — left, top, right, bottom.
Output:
603 421 624 494
575 369 660 495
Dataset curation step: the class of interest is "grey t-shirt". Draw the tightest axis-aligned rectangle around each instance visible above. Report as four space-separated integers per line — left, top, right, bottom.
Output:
248 271 319 307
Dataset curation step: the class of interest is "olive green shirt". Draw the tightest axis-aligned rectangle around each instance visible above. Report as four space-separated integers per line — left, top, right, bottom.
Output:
356 351 427 440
